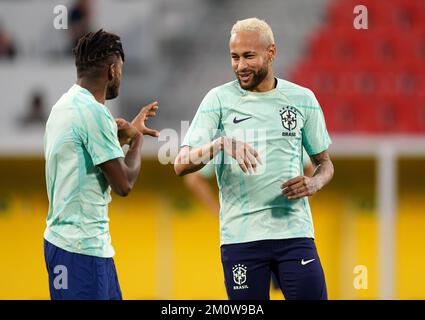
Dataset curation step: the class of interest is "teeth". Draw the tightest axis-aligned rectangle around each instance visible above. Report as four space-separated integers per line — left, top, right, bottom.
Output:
239 74 251 80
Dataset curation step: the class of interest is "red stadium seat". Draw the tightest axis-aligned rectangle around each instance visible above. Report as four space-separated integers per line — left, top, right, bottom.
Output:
320 94 373 133
410 27 425 64
371 96 412 132
402 96 425 133
289 0 425 133
391 0 425 29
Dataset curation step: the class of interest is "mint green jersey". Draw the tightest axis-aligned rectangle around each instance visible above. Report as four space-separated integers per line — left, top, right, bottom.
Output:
182 78 331 245
44 84 124 258
200 149 310 178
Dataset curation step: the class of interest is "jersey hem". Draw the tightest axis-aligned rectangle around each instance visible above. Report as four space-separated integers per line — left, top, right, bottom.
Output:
220 232 315 246
44 230 115 258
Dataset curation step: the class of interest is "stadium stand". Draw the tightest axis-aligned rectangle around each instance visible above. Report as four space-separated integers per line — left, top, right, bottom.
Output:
290 0 425 133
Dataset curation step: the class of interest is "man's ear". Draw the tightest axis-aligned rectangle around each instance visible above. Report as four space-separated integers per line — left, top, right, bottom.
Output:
108 64 115 81
268 44 276 62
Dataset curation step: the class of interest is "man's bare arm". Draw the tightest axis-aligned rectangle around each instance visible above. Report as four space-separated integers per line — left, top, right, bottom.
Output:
101 101 160 196
309 149 334 189
281 150 334 200
174 137 262 177
99 132 143 197
174 138 223 176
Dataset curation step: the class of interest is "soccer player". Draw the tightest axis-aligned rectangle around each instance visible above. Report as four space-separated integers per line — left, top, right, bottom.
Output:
43 30 159 300
174 18 334 300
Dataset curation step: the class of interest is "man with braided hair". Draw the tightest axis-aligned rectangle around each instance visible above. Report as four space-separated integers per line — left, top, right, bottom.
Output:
43 29 159 300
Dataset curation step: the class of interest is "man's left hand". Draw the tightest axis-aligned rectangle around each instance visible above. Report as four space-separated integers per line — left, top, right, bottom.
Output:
116 118 140 146
281 175 320 200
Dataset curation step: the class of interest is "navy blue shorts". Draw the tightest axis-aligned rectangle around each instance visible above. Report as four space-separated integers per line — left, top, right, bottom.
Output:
221 238 327 300
44 239 122 300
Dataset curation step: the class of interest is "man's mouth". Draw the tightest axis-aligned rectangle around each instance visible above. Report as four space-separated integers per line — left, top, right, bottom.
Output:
238 72 252 82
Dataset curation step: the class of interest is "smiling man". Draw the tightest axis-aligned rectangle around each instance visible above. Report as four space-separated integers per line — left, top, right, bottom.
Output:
174 18 334 300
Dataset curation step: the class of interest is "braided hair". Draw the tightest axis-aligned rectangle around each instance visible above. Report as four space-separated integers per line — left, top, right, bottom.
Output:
73 29 125 78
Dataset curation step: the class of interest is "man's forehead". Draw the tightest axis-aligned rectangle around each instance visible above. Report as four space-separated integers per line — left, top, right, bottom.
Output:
229 31 266 50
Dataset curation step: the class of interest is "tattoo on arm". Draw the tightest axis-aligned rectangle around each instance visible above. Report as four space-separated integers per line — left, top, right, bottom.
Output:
310 150 331 167
310 150 334 189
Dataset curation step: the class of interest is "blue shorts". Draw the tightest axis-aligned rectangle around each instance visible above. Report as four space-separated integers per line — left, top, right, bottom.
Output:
44 239 122 300
221 238 327 300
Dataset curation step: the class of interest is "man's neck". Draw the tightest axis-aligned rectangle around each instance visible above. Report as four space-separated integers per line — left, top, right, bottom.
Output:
76 78 107 105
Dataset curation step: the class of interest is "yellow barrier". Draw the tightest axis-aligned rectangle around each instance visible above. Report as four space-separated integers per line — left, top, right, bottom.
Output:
0 157 424 299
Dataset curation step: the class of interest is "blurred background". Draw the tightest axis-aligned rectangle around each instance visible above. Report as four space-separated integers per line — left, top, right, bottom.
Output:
0 0 424 299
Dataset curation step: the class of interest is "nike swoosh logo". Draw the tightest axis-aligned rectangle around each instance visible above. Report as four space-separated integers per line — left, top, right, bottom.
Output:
233 116 252 124
301 259 315 265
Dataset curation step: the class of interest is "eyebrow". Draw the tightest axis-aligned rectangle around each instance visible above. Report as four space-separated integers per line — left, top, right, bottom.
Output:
231 51 256 56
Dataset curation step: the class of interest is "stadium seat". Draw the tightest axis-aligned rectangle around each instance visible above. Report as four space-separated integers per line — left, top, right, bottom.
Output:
290 0 425 133
402 96 425 133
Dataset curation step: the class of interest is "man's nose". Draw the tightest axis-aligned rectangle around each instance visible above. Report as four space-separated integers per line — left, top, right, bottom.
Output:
236 58 248 72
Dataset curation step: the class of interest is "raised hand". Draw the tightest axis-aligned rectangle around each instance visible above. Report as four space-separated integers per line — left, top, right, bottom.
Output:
131 101 160 137
116 118 140 146
222 137 263 174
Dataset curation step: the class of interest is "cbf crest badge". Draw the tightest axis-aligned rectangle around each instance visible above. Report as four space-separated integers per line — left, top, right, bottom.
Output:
232 264 249 290
280 106 297 137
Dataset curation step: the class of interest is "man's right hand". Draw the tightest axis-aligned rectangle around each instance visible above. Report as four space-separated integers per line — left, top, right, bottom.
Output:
131 101 160 137
221 137 263 174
